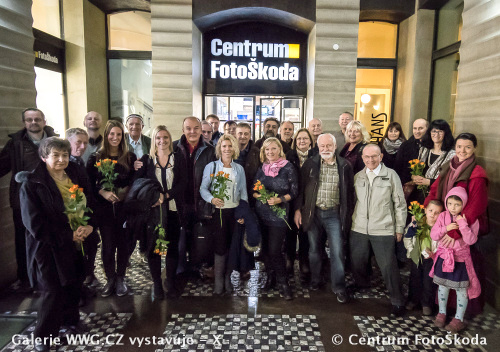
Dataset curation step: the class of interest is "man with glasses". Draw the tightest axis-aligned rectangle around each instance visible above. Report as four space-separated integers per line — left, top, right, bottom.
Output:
206 114 223 145
201 120 214 145
0 108 57 292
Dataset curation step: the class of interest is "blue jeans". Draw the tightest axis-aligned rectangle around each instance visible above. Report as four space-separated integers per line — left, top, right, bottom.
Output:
307 207 345 293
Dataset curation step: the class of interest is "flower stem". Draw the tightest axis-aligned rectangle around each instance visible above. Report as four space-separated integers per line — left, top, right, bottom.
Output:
220 208 222 228
81 242 85 256
284 219 292 230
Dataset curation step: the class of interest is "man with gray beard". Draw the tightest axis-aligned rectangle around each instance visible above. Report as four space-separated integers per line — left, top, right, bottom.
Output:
293 133 354 303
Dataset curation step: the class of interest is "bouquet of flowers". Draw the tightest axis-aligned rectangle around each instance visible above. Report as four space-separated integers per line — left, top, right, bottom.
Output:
408 159 428 195
210 170 232 226
408 201 432 266
95 158 118 192
254 180 291 229
64 185 93 255
154 205 169 256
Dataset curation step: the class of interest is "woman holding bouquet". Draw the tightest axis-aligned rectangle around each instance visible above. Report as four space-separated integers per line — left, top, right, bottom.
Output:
133 125 185 299
254 137 298 300
200 134 247 295
87 120 136 297
17 137 94 351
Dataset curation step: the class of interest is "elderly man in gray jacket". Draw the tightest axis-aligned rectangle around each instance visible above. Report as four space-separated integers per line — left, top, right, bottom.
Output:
350 144 407 316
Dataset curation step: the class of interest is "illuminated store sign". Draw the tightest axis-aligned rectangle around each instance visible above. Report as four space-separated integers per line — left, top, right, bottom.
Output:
203 22 307 95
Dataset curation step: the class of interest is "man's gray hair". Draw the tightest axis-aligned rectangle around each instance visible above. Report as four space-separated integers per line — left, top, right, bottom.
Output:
201 120 213 131
66 127 88 139
317 133 336 145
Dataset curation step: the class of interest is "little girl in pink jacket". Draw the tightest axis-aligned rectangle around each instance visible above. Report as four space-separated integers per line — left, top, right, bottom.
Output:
429 186 481 333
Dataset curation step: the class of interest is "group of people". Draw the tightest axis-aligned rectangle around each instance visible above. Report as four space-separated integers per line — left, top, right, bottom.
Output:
0 108 489 351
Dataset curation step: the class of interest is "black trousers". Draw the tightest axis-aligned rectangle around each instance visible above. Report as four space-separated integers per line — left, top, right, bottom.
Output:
285 227 309 265
212 208 236 256
261 225 287 281
35 248 83 339
148 211 180 284
13 208 29 282
408 257 436 308
83 231 100 278
100 221 130 279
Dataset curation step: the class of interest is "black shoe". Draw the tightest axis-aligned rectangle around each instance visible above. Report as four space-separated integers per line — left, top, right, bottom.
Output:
13 279 33 293
101 277 116 297
115 276 129 296
66 321 87 335
263 271 276 291
83 275 94 286
34 342 49 352
391 305 406 317
152 283 165 300
309 283 320 291
336 292 348 304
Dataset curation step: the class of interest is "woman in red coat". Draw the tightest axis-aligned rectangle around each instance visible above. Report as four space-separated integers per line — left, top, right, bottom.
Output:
424 132 488 316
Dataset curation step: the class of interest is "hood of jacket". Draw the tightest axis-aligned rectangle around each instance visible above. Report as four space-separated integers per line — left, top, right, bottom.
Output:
444 186 468 212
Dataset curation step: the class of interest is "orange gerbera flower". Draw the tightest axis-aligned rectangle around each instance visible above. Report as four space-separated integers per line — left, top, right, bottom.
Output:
420 205 425 209
408 206 411 210
112 160 117 164
96 162 101 167
258 185 263 190
78 188 84 193
253 186 258 191
70 194 76 199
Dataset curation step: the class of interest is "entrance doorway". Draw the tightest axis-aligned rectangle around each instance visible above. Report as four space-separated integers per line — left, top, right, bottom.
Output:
205 95 305 141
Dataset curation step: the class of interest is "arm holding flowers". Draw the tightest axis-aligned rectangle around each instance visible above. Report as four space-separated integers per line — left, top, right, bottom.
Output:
200 161 217 205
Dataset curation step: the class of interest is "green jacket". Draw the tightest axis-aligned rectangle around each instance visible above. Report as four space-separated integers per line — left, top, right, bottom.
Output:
351 163 406 236
125 133 151 158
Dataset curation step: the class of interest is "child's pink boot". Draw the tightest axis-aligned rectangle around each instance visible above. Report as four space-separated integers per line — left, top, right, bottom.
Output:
445 318 466 333
434 313 446 328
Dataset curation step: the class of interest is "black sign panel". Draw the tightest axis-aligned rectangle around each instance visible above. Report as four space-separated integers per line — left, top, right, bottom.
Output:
203 22 308 95
34 36 65 73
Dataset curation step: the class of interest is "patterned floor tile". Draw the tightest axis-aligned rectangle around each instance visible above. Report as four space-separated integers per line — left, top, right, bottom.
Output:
1 311 132 352
161 314 325 351
353 313 496 352
347 267 410 300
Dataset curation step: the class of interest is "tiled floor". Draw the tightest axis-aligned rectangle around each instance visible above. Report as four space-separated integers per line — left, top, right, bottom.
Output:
0 251 499 352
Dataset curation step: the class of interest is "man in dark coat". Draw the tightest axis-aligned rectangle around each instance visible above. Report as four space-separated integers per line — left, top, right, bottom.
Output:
0 108 57 292
294 133 354 303
173 116 216 269
254 117 291 153
394 118 428 185
234 122 260 203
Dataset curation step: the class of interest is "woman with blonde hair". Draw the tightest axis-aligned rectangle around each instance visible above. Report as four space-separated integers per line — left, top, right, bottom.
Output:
340 120 371 174
200 134 247 295
87 120 136 297
253 137 298 300
133 125 186 299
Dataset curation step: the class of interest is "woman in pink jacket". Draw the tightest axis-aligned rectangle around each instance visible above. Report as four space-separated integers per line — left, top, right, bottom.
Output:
429 186 481 333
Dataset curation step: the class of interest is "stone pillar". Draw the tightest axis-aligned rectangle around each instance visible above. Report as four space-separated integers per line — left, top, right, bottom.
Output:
311 0 360 133
63 0 108 128
0 0 36 289
151 0 195 140
454 0 500 308
394 7 434 135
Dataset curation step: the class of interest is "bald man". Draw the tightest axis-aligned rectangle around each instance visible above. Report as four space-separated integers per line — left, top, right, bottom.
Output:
332 112 353 151
82 111 103 165
394 118 429 185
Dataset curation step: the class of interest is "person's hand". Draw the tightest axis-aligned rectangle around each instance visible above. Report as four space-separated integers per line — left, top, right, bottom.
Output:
267 197 281 206
211 198 224 208
76 225 93 239
253 192 261 199
425 249 433 259
100 190 119 203
411 175 421 182
440 234 455 248
395 233 403 242
446 222 459 232
237 218 244 224
165 192 170 200
134 160 143 171
456 214 466 222
152 193 164 207
294 210 302 228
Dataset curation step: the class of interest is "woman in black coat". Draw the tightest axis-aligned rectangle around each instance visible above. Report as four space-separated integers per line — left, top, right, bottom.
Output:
18 137 94 351
133 125 186 299
87 120 136 297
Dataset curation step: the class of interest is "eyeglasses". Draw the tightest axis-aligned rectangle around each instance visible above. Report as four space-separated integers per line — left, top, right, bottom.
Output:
430 130 445 135
25 118 43 123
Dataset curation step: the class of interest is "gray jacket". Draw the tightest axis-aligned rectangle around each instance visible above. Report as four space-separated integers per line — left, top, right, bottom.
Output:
351 163 406 236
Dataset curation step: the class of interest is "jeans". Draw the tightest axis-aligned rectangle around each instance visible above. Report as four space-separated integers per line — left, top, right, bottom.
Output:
308 207 345 293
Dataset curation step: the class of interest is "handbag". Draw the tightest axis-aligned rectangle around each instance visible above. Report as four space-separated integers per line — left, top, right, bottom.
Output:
197 162 216 220
403 182 416 202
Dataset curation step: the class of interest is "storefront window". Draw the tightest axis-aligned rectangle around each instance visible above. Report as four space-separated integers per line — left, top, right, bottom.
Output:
35 67 65 135
435 0 463 50
108 11 152 51
431 53 459 125
357 22 397 59
109 59 153 134
355 69 393 143
32 0 61 39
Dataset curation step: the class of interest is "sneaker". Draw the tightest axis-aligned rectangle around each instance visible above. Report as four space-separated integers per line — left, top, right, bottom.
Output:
336 292 348 304
101 277 116 297
434 313 447 328
115 276 129 296
445 318 466 333
422 306 433 316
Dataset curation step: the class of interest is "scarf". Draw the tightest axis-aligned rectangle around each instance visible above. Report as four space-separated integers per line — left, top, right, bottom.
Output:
296 149 310 167
262 158 288 177
383 138 403 155
441 155 476 199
